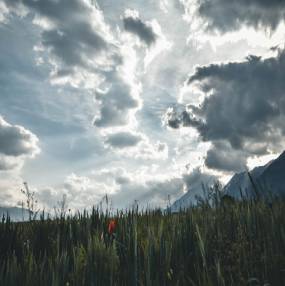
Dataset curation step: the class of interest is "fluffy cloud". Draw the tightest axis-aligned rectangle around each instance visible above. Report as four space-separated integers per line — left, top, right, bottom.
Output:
0 2 8 22
182 167 217 191
104 131 142 148
166 50 285 171
3 0 115 76
0 155 22 171
163 107 197 129
182 0 285 33
76 168 185 209
18 164 218 210
124 178 184 208
32 166 190 210
0 116 39 156
205 141 248 172
107 137 168 160
122 9 172 68
110 167 217 209
0 173 24 206
133 140 169 160
0 116 40 170
3 0 141 131
93 70 141 128
123 9 157 45
35 173 111 210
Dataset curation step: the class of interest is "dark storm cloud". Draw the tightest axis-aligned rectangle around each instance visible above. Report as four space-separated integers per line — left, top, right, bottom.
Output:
205 141 248 172
167 51 285 171
195 0 285 32
104 132 142 148
187 53 285 147
123 13 157 45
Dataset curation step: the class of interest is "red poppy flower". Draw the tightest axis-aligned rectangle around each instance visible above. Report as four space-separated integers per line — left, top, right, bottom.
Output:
108 219 116 235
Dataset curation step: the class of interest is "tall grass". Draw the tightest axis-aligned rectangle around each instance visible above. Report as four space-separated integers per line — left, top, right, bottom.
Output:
0 198 285 285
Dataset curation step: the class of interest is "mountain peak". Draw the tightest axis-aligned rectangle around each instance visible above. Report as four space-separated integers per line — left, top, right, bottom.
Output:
171 150 285 210
224 151 285 199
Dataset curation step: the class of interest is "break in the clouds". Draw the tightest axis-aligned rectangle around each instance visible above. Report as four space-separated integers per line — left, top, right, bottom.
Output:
123 9 157 45
0 116 40 170
184 0 285 32
167 51 285 171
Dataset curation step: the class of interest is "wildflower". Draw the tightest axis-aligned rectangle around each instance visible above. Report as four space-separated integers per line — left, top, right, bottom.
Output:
108 219 116 235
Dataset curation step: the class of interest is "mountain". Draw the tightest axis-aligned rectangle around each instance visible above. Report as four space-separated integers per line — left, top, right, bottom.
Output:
223 165 268 199
224 151 285 199
171 186 202 212
259 151 285 196
171 180 216 212
0 206 30 221
171 151 285 210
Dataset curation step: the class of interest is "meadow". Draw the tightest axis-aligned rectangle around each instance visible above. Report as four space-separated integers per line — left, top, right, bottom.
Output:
0 194 285 286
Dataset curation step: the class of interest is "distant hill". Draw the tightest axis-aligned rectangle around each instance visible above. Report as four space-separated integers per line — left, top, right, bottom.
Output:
0 206 30 221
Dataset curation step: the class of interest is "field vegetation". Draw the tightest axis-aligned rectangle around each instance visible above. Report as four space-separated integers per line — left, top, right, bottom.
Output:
0 188 285 285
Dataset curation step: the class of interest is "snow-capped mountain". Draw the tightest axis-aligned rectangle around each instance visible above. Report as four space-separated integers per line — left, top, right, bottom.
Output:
224 151 285 199
171 178 216 212
171 151 285 210
170 185 204 212
223 165 268 199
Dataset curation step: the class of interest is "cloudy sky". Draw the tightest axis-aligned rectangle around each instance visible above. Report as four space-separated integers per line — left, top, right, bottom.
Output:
0 0 285 210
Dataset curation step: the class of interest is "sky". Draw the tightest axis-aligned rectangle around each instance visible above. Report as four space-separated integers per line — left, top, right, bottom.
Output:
0 0 285 211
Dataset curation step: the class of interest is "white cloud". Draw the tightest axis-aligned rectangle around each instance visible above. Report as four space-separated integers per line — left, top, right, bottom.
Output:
123 9 158 46
160 0 169 14
0 116 40 171
0 173 24 207
181 0 285 52
143 19 172 68
34 167 184 210
0 2 9 23
104 131 142 148
4 0 142 133
122 9 172 68
103 130 169 160
33 164 220 210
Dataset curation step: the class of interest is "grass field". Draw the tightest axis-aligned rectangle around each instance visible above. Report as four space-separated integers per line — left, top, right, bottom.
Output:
0 196 285 286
